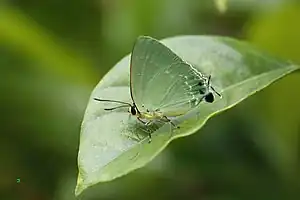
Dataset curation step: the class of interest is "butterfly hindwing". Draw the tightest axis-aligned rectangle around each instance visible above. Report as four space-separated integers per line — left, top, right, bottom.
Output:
130 36 205 116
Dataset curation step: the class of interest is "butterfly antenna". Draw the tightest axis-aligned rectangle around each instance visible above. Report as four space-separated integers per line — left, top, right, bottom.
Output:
103 105 130 111
93 98 132 106
93 98 132 111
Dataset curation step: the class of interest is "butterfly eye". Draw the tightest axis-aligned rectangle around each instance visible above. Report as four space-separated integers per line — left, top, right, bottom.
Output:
204 93 214 103
130 106 137 115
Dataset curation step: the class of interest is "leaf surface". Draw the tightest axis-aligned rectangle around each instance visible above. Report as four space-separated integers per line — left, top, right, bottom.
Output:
75 36 299 196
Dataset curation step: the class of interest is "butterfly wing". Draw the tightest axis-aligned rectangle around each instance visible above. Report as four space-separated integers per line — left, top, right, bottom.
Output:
130 36 206 116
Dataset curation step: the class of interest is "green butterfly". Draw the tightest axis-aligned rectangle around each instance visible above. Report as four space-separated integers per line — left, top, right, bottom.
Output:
94 36 221 142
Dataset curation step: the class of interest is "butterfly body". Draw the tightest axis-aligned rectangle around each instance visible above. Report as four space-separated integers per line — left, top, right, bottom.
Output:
128 104 174 126
140 111 165 121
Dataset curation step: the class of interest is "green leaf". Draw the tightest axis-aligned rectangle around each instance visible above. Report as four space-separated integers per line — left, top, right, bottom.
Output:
75 35 299 196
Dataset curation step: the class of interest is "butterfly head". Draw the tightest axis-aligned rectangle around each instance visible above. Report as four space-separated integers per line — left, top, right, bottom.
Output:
93 98 141 115
128 103 139 116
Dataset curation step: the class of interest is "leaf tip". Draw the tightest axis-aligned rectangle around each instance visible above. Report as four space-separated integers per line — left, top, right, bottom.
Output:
74 173 86 196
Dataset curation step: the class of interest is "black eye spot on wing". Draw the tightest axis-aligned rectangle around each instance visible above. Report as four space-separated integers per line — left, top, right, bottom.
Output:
198 81 204 86
199 89 206 95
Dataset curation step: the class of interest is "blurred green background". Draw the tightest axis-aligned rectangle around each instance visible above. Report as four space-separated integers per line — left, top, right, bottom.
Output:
1 0 300 199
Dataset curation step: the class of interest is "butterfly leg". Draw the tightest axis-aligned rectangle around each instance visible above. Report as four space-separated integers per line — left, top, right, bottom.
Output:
137 117 152 143
135 117 148 141
128 112 132 121
137 117 146 125
162 116 180 129
144 120 154 143
160 116 180 138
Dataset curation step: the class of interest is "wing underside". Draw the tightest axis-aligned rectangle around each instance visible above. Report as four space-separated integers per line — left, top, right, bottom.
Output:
130 36 206 116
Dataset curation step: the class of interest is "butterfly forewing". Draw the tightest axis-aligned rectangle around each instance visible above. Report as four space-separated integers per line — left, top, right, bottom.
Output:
130 36 206 116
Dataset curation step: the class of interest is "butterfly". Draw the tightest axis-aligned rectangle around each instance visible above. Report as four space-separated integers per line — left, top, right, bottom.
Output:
94 36 221 142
